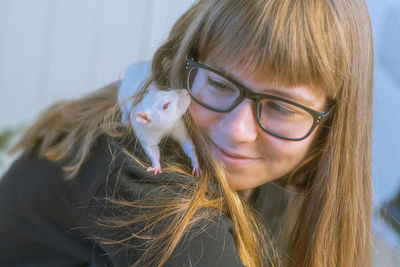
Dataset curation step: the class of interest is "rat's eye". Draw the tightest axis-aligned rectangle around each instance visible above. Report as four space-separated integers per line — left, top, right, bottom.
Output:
163 102 170 110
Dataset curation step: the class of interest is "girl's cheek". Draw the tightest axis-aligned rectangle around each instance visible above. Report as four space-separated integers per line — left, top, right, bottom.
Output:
190 103 218 128
258 133 308 161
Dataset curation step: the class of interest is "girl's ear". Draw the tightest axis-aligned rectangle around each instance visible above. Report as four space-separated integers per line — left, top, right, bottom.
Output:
135 111 151 124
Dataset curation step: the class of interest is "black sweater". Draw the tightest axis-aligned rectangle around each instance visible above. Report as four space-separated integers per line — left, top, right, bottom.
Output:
0 136 244 267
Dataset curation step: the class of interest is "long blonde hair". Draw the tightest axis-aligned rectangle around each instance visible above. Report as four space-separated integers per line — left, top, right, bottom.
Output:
12 0 373 266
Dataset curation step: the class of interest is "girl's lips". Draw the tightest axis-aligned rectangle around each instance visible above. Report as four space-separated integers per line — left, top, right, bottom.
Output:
209 141 259 166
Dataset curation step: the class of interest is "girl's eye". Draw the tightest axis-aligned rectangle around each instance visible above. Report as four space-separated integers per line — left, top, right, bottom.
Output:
163 102 170 110
207 79 236 92
267 101 295 116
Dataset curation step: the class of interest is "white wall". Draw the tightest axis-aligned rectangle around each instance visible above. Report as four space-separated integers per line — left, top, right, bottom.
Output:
367 0 400 206
0 0 196 128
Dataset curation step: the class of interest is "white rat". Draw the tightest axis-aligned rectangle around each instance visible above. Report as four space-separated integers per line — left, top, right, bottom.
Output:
118 61 200 175
128 86 200 175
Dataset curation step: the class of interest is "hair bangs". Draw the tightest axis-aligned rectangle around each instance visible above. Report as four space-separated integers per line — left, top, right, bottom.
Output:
196 0 350 101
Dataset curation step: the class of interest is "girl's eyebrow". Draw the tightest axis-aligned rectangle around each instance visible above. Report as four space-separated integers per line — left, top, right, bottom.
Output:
258 88 314 107
233 74 316 107
209 62 317 107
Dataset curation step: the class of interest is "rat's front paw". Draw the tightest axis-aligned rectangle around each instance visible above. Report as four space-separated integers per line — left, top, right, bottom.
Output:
192 167 201 177
147 165 162 174
191 164 201 177
190 159 201 177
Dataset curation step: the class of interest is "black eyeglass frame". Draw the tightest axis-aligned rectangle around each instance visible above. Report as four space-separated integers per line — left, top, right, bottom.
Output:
184 58 334 141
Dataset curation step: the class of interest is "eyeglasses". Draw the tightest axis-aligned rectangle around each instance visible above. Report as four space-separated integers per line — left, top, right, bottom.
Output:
184 58 333 141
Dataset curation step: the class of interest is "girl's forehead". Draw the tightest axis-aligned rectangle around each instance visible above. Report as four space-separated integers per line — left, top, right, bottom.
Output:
205 59 328 110
197 15 342 102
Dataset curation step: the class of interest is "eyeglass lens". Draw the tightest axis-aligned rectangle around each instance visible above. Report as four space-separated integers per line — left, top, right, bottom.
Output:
187 67 314 139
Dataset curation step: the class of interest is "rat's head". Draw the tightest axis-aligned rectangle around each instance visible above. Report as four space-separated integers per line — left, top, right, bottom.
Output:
134 88 191 128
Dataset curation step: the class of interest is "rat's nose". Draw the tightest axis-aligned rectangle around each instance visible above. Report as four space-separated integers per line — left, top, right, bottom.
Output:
180 89 191 102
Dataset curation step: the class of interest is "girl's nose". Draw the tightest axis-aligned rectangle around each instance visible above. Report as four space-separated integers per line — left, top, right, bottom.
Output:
219 99 258 143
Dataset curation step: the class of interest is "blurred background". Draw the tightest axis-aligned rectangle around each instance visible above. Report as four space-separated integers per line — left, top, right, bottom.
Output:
0 0 399 265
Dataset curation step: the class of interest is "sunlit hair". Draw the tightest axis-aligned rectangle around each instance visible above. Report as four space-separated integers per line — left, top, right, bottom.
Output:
155 0 373 264
12 0 373 266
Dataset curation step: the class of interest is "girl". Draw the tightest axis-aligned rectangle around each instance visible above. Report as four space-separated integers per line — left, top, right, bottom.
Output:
0 0 373 266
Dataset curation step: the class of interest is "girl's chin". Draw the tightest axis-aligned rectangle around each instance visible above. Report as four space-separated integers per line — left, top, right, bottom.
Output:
225 171 278 192
225 173 258 191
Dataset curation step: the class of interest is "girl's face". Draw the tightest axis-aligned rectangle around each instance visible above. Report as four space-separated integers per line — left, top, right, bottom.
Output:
190 62 327 191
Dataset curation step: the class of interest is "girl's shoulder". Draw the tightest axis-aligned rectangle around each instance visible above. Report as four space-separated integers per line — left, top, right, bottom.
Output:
93 135 244 266
0 134 244 266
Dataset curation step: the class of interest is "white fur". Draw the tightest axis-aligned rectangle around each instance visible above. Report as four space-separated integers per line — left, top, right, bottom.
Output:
118 64 200 175
130 89 200 175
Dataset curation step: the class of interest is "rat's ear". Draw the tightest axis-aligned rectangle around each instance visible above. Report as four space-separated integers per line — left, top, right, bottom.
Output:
148 85 157 92
135 111 151 124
